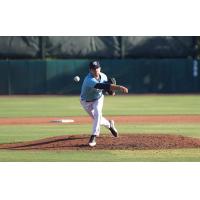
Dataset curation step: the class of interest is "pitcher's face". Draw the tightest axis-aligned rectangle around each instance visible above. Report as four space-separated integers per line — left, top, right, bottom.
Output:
90 67 101 78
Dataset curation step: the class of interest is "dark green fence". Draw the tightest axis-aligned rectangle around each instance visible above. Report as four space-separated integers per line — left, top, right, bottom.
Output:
0 59 199 94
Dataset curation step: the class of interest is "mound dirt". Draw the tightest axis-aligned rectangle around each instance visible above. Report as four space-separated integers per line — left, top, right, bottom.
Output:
1 134 200 151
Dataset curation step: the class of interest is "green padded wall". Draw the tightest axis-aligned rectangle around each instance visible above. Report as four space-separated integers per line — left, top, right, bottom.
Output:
0 59 199 94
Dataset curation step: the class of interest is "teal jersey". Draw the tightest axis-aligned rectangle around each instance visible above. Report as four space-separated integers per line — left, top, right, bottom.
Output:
80 72 108 101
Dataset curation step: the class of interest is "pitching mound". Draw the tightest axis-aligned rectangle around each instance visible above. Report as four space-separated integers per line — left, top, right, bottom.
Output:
1 134 200 150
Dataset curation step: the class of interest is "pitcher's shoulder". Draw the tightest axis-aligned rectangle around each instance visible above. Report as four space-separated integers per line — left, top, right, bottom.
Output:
100 72 108 81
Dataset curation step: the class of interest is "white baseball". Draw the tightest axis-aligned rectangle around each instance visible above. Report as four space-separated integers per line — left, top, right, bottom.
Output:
74 76 80 82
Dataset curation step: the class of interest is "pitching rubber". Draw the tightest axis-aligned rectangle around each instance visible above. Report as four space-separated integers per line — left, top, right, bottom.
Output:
51 119 74 123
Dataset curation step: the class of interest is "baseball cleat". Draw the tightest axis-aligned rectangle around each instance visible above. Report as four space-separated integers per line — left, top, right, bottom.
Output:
88 135 96 147
109 120 118 137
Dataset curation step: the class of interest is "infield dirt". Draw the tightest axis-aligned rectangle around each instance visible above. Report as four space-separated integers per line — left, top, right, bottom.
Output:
1 115 200 125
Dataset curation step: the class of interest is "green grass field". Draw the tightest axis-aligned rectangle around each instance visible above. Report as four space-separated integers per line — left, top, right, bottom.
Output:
0 95 200 161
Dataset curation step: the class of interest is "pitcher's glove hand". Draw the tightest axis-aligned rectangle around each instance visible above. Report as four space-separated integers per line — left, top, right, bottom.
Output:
104 77 116 95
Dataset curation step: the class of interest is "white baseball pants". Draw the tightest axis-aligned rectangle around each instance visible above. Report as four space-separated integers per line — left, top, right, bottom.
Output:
80 95 110 136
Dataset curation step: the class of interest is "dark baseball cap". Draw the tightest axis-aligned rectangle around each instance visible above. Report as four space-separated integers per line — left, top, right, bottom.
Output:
89 61 101 69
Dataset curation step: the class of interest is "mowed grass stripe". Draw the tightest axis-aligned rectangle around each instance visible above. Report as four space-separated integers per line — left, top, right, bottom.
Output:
0 148 200 161
0 95 200 117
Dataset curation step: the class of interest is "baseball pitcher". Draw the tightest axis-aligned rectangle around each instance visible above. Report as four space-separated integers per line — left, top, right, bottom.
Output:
80 60 128 147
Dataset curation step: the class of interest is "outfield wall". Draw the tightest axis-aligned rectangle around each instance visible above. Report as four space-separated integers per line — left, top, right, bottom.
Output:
0 59 199 94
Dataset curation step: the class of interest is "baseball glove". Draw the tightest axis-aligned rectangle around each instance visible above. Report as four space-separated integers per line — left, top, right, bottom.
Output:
104 77 116 95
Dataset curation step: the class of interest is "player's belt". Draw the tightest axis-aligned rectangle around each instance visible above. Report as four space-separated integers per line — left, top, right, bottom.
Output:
85 94 102 102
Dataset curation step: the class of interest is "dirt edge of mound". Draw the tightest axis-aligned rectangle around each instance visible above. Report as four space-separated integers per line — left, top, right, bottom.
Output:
0 134 200 151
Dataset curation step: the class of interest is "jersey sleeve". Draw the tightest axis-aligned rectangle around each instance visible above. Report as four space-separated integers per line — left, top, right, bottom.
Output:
86 78 98 88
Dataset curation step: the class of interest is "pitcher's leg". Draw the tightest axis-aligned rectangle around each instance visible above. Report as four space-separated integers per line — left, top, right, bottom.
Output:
81 99 99 136
92 95 107 136
94 96 118 137
100 116 110 128
95 95 110 128
80 100 94 119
